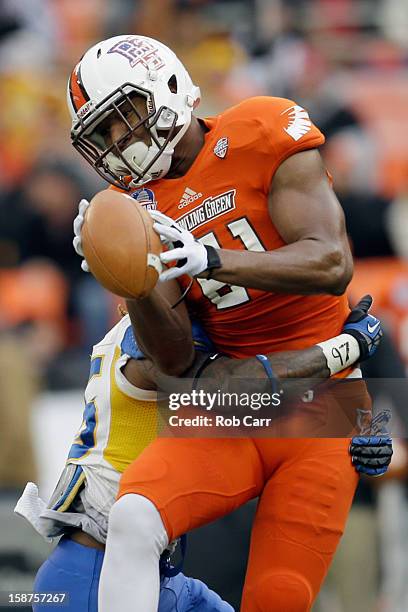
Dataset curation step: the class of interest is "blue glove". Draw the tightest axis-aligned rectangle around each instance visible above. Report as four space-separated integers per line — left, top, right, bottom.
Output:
342 294 383 360
350 436 393 476
350 410 393 476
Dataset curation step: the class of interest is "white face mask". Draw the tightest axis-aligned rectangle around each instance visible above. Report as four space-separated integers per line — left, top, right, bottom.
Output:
105 138 174 185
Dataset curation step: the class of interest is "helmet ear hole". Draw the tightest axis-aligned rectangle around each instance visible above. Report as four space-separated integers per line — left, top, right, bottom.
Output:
167 75 177 93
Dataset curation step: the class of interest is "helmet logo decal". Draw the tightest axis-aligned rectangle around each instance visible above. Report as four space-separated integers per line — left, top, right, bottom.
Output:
77 99 95 119
107 37 165 71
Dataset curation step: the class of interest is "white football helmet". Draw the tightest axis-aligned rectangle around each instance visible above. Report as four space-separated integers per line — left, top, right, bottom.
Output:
67 35 201 189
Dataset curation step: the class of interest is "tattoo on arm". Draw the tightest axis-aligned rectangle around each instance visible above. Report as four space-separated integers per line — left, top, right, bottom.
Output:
269 346 330 379
147 344 331 414
192 346 331 408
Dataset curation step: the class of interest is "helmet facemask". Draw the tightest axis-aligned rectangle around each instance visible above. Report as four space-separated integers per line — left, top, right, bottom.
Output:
71 84 184 189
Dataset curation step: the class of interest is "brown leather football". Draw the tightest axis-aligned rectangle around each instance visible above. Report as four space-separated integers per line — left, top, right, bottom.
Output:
81 189 162 298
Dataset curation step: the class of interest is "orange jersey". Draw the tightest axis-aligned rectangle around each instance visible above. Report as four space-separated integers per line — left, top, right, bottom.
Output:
119 97 350 358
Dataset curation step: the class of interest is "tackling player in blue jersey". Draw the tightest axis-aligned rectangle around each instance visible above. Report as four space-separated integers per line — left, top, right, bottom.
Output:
16 288 390 612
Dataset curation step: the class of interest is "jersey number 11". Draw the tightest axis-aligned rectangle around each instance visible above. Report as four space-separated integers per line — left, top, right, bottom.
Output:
196 217 266 310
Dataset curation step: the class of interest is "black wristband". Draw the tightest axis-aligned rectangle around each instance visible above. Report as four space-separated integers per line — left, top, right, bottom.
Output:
343 329 369 361
204 245 222 279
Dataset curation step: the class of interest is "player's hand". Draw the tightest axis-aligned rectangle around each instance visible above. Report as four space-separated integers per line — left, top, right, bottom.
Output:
350 409 393 477
342 295 383 360
149 210 209 282
350 436 393 476
73 198 90 272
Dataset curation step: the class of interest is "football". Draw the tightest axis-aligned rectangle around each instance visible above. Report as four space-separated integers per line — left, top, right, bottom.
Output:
81 189 163 299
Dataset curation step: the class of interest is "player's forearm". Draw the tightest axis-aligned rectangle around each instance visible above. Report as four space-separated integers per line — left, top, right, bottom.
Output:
126 285 194 376
202 333 359 402
268 346 330 379
201 240 352 296
264 346 331 399
153 331 361 413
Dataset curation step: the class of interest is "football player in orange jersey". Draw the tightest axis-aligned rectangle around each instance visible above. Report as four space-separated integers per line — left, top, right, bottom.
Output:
68 35 381 611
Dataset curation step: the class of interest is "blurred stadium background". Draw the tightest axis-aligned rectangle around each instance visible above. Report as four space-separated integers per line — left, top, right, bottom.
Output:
1 0 408 610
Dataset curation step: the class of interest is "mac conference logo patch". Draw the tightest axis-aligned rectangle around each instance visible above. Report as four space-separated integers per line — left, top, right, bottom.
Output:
213 137 229 159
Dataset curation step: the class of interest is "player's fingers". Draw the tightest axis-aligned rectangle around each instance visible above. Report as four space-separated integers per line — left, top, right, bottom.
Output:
159 266 183 282
73 235 84 256
351 435 383 446
153 230 174 248
160 247 186 263
149 210 177 227
158 234 172 246
355 465 385 476
355 294 373 314
78 198 90 216
149 210 170 222
81 260 90 273
73 214 84 237
153 223 182 242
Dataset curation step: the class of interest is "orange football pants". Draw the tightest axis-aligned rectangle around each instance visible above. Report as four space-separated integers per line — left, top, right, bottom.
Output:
119 373 371 610
118 436 358 611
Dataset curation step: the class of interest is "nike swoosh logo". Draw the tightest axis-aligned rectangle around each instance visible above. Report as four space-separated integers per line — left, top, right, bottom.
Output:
367 321 381 333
